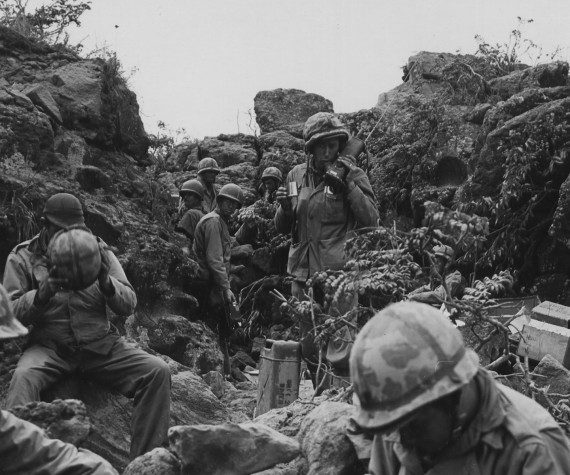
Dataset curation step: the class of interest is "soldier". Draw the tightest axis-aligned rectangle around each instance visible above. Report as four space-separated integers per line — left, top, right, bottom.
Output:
196 157 221 213
3 192 171 460
175 179 205 246
350 301 570 474
193 183 244 374
259 166 283 203
0 283 118 474
274 112 378 384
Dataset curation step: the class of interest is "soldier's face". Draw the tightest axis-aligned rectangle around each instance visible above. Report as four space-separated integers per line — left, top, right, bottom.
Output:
263 178 278 193
398 403 454 456
183 194 200 208
218 198 239 218
313 138 340 172
201 171 217 185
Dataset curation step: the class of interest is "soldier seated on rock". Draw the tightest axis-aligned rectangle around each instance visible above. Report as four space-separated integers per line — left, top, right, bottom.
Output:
2 192 171 460
0 282 118 474
175 179 206 248
193 183 245 374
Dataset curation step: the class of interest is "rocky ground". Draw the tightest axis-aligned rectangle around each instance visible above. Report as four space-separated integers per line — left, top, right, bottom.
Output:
1 25 570 473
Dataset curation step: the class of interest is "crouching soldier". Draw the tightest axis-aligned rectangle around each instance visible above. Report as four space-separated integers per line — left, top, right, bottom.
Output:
193 184 244 374
3 192 171 460
176 179 206 247
0 283 118 474
350 302 570 475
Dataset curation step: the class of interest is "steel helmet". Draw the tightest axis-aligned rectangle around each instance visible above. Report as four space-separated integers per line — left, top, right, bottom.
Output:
0 284 28 339
180 179 205 199
43 193 85 228
216 183 244 207
261 167 283 183
350 301 479 430
197 157 221 175
303 112 350 153
47 227 102 291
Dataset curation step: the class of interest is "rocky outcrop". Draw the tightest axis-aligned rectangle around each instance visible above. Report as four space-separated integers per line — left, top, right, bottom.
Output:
254 89 333 136
123 448 181 475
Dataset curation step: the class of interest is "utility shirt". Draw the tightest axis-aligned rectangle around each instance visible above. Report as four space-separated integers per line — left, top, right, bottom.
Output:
197 175 219 214
193 211 232 290
3 232 137 353
0 409 117 474
369 369 570 475
275 161 378 281
176 206 205 242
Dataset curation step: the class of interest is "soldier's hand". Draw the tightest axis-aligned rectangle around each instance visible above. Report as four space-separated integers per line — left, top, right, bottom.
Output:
35 267 68 306
276 186 291 211
98 243 115 296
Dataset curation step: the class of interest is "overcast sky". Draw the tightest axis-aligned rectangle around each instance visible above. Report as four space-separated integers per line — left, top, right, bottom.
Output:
30 1 570 139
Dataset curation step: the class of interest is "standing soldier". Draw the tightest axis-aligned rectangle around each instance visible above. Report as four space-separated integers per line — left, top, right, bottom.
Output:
176 179 205 246
350 302 570 474
259 166 283 203
274 112 378 385
196 157 221 213
3 192 171 460
193 183 244 374
0 283 118 474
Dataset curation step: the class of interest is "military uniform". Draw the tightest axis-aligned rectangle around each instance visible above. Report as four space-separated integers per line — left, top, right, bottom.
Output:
369 369 570 475
3 232 171 459
176 206 205 244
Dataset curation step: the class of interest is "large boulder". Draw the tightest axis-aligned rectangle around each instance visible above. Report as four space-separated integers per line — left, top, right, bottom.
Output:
168 422 300 474
198 134 259 168
8 399 91 446
123 448 180 475
298 402 362 475
254 89 333 136
43 364 228 471
532 354 570 408
488 61 568 100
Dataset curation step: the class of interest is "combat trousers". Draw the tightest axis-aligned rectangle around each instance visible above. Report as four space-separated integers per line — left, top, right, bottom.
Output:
6 338 171 459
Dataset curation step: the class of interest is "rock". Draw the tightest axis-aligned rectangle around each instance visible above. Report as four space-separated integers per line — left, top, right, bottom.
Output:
488 61 569 100
198 135 258 168
0 101 53 163
532 354 570 408
298 402 361 475
165 141 200 171
123 448 180 475
125 313 224 373
44 369 228 471
254 89 333 136
75 165 112 191
254 398 327 438
24 83 63 123
231 350 257 370
217 162 258 204
259 150 306 179
220 381 258 422
259 131 305 152
8 399 91 446
169 422 300 475
202 371 227 399
465 103 492 125
54 130 88 168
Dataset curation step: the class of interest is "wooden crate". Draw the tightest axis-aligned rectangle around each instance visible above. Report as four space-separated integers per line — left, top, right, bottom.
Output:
532 301 570 329
517 319 570 368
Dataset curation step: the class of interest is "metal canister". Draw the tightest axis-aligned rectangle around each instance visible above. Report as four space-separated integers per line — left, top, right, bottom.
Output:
255 339 301 416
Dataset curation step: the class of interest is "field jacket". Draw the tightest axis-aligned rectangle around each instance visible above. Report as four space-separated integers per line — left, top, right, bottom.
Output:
3 232 137 353
274 161 378 281
197 175 219 214
369 369 570 475
193 211 232 290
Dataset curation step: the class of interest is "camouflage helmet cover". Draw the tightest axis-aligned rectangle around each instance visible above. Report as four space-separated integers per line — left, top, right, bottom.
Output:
43 193 85 228
180 179 205 199
261 166 283 183
197 157 221 175
303 112 350 153
349 301 479 430
0 284 28 339
217 183 244 207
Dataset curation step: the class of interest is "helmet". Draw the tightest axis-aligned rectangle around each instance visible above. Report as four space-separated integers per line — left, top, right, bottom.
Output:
350 301 478 430
261 167 283 183
43 193 84 228
216 183 244 207
0 284 28 339
303 112 349 153
180 179 205 199
197 157 221 175
47 227 102 291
